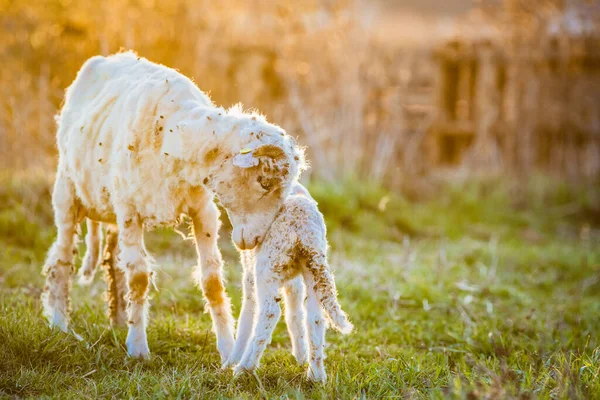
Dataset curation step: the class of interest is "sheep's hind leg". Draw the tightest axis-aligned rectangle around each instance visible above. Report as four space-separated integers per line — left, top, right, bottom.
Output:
234 264 282 375
223 250 256 368
191 202 235 364
78 219 102 284
102 226 127 327
283 275 308 365
302 269 327 383
117 213 152 358
42 172 80 332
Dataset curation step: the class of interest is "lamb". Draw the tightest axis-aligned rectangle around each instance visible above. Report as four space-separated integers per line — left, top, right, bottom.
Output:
223 183 353 382
42 51 305 362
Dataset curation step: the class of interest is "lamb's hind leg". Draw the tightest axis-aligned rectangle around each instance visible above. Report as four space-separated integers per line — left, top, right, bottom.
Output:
102 226 127 327
283 275 308 365
302 268 327 382
42 172 80 332
191 202 235 364
117 212 152 358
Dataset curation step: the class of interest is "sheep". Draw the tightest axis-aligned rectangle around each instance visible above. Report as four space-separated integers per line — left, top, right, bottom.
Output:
223 183 353 382
41 51 305 362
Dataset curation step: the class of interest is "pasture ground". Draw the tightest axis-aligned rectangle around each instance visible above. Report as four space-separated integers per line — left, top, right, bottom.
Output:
1 173 599 399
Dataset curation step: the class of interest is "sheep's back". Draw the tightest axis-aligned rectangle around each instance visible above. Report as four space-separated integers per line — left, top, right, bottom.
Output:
54 52 212 224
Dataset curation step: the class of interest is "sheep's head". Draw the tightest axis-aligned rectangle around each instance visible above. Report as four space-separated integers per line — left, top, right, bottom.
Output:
210 138 305 250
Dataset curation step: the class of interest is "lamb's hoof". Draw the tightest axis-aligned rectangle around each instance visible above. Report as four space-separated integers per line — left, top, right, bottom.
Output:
222 351 244 370
126 335 150 359
233 363 254 377
221 358 236 370
293 351 308 365
307 366 327 383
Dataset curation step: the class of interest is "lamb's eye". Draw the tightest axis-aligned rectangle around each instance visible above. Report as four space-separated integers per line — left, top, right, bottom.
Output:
257 176 271 191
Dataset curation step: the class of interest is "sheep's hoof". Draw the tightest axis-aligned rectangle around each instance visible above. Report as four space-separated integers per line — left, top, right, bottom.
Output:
46 309 69 333
77 269 95 285
127 345 150 359
126 334 150 359
217 338 235 365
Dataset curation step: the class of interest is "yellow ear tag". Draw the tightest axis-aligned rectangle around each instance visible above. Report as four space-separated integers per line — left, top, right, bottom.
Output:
240 148 252 154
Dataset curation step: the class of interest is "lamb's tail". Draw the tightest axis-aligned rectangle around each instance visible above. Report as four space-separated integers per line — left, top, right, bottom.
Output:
305 255 353 334
78 219 102 285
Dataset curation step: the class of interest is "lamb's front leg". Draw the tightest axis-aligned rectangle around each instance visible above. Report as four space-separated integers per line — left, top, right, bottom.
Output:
223 250 256 368
118 213 152 358
191 203 235 364
234 263 282 375
283 276 308 364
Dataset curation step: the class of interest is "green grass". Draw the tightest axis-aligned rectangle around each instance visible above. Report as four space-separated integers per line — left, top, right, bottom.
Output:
1 171 599 399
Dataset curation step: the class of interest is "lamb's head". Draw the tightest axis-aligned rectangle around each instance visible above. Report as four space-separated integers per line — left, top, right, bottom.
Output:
211 134 305 250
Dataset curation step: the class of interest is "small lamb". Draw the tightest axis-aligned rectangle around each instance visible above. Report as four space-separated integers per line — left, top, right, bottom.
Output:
224 183 353 382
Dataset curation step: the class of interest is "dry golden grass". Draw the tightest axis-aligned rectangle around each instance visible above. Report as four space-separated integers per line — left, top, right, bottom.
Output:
0 0 458 187
3 0 597 186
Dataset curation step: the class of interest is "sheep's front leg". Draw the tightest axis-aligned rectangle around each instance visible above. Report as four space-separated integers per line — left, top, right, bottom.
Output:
42 172 79 332
302 269 327 382
223 250 256 368
283 276 308 364
234 262 282 375
191 203 235 364
118 214 151 358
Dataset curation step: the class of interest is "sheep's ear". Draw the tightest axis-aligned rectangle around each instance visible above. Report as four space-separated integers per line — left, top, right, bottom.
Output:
252 144 286 161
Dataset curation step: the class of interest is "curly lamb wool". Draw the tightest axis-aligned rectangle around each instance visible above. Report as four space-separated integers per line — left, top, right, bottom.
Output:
225 183 353 382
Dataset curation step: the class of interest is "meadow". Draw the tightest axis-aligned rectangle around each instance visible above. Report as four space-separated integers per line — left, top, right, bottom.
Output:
1 173 599 398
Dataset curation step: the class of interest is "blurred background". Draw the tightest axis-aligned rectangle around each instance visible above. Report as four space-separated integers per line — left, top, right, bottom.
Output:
1 0 599 190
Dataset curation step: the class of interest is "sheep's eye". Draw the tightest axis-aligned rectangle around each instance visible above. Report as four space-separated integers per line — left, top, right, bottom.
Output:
257 176 272 191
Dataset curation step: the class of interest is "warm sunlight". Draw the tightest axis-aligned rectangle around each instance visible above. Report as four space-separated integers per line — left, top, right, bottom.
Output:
1 0 599 398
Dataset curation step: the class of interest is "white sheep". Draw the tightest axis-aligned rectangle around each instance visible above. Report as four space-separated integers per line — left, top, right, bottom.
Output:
224 183 353 382
42 51 305 362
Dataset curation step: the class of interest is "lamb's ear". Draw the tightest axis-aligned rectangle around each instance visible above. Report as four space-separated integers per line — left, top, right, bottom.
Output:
252 144 286 161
